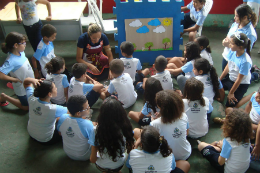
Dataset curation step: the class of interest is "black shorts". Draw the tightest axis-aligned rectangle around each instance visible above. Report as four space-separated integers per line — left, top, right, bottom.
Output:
181 12 196 29
201 146 224 173
138 115 151 126
171 167 185 173
95 163 123 172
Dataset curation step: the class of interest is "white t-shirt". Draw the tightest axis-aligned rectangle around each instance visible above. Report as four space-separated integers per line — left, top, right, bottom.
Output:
33 40 55 77
127 149 175 173
152 71 173 90
68 77 94 99
57 114 95 161
26 87 67 142
183 97 209 138
18 0 39 26
150 113 191 160
220 137 250 173
108 73 137 109
0 52 34 96
46 74 69 105
200 49 213 65
227 51 252 84
120 57 142 82
249 92 260 124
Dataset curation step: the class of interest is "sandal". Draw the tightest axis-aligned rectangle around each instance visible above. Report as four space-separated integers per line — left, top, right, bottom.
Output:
0 101 9 107
149 67 156 76
213 117 225 124
7 82 14 89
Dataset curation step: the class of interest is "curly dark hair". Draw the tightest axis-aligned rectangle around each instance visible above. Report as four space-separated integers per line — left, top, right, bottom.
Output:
141 126 172 157
194 58 220 99
183 77 205 107
95 97 134 162
185 41 201 62
45 56 65 74
144 77 163 114
222 108 252 143
156 90 184 124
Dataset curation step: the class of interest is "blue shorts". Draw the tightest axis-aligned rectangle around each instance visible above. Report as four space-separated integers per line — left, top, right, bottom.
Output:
17 95 29 106
181 12 196 29
135 82 144 94
201 146 224 173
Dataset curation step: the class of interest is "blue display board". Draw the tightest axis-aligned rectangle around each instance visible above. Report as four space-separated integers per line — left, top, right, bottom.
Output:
113 0 184 65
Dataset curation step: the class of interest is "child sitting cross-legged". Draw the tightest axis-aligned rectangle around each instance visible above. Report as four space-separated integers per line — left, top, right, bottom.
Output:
57 95 95 161
105 59 137 109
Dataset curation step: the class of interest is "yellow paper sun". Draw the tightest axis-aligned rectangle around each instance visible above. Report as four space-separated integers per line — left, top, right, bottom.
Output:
162 18 172 27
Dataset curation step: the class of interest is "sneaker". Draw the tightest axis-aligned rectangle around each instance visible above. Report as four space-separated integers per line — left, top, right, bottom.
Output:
197 140 201 144
213 117 225 124
7 82 13 89
253 65 260 72
0 101 9 107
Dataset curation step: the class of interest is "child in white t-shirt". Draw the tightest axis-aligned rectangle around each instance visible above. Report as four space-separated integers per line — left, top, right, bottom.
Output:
90 96 134 172
150 90 191 160
183 78 212 138
195 35 213 65
198 109 252 173
120 41 149 93
193 58 225 104
57 95 95 161
69 63 104 109
45 56 69 105
105 59 137 108
127 126 190 173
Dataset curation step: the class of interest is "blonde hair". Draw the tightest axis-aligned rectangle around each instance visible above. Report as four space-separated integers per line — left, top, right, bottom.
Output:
87 23 102 36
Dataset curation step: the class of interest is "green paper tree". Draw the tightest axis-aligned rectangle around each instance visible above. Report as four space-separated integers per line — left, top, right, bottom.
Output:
162 38 171 49
145 42 154 51
133 43 137 51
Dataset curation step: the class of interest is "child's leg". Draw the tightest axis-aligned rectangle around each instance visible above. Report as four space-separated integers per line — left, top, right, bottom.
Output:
1 93 28 111
128 111 144 123
175 160 190 173
167 57 185 68
198 142 222 152
141 68 150 77
177 75 187 94
133 128 142 140
188 31 197 42
235 92 255 108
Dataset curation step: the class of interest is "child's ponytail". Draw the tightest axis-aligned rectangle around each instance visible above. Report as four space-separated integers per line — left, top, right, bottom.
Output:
231 33 250 56
209 66 220 99
236 4 257 27
159 136 172 158
250 11 257 27
1 32 26 54
45 56 65 74
1 43 9 54
195 35 211 53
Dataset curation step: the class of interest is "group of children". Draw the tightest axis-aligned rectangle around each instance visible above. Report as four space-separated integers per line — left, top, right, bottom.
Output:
1 0 260 173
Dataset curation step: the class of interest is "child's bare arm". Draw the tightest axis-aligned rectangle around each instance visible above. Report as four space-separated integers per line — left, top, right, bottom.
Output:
0 72 22 83
15 0 22 24
166 68 183 76
90 146 98 163
251 123 260 160
92 83 104 92
227 74 244 104
64 87 68 102
219 64 229 80
181 6 189 12
36 0 52 21
31 56 41 79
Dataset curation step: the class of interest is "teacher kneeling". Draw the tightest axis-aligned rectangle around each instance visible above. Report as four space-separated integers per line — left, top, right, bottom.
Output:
76 23 113 81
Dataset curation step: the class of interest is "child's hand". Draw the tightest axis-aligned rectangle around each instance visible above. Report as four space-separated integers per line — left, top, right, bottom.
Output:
108 70 113 80
16 17 22 24
46 16 52 21
134 138 141 149
227 93 238 105
222 38 230 47
32 78 44 88
251 144 260 160
217 140 223 149
89 64 100 74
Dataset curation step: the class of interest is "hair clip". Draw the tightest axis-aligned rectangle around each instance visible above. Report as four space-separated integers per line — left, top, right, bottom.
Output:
159 136 163 146
234 33 244 43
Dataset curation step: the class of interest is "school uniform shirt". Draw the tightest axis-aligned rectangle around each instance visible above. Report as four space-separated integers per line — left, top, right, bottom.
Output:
57 114 95 161
220 137 250 173
249 92 260 124
141 102 160 118
222 22 257 61
200 49 213 65
243 0 260 4
108 73 137 109
150 113 191 160
120 57 142 82
18 0 39 26
187 1 207 26
0 52 34 96
152 70 173 90
126 149 175 173
183 97 213 138
68 77 94 98
227 51 252 84
26 87 67 142
181 60 195 79
195 75 223 104
33 39 55 77
46 74 69 105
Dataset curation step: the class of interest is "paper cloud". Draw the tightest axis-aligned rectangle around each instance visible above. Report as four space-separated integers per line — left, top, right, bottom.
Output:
153 26 166 33
136 26 149 33
129 19 142 27
148 18 161 26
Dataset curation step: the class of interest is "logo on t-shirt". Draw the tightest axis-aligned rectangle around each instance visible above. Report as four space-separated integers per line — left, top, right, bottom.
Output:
242 143 249 148
205 76 212 86
66 127 74 137
191 103 200 113
33 107 42 115
172 127 182 138
145 165 156 173
124 62 131 69
120 77 127 84
162 76 168 83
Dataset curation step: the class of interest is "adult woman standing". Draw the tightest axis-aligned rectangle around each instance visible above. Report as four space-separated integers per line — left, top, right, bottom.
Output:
221 4 257 71
76 23 113 81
